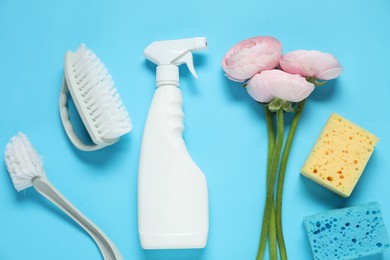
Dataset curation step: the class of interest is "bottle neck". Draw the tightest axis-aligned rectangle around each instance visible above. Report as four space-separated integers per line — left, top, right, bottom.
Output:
156 65 179 88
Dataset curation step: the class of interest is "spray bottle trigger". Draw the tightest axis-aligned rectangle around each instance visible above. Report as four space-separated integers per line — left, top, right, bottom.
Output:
174 52 198 79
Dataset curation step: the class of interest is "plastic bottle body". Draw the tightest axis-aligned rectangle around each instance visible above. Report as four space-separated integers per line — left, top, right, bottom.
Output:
138 85 209 249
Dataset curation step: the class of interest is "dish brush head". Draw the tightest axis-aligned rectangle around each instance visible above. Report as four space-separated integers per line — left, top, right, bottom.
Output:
4 132 45 192
64 44 132 145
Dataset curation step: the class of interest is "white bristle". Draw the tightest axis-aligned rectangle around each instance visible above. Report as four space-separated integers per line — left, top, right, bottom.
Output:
70 44 132 140
4 132 45 192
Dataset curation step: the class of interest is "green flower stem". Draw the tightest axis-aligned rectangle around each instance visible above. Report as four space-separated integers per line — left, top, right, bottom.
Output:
275 100 306 260
269 205 277 257
257 107 275 259
257 108 284 260
264 107 275 189
264 108 277 257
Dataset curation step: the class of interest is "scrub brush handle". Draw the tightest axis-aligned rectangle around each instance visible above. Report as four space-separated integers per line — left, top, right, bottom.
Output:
59 80 101 151
33 177 123 260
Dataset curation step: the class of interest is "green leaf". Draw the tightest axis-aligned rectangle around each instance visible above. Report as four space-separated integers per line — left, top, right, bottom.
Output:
269 98 283 112
314 80 327 86
282 101 295 112
306 77 315 83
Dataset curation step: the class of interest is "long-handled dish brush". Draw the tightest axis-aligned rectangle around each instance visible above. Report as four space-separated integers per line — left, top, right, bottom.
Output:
4 132 123 260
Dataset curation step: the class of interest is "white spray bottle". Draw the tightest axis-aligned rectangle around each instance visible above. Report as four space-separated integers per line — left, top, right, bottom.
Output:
138 37 208 249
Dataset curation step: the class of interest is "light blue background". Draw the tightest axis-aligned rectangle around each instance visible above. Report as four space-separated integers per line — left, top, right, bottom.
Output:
0 0 389 259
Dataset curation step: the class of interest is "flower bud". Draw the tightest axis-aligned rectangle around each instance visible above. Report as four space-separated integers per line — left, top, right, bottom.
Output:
222 36 282 82
280 50 342 80
247 70 315 103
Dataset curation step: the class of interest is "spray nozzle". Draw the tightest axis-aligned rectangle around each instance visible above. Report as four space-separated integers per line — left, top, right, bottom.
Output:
144 37 207 86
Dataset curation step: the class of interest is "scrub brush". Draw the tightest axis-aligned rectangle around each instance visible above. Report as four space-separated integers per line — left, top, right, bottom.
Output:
59 44 132 151
4 132 123 260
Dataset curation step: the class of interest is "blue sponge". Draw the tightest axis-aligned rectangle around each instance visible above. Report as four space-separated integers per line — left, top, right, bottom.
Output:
303 202 390 259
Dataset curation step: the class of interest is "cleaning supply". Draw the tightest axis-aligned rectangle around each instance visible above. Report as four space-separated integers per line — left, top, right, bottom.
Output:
304 202 390 259
301 113 379 197
59 44 132 151
138 37 209 249
4 132 123 260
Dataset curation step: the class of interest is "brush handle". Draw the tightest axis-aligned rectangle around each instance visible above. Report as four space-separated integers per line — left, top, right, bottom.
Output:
59 80 103 151
33 177 123 260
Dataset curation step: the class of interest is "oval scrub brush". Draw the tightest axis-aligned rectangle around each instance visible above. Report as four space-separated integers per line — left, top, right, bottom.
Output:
4 132 123 260
59 44 132 151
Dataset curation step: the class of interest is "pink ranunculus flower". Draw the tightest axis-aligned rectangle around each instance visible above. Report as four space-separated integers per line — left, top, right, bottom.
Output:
222 36 282 82
279 50 342 80
246 69 315 103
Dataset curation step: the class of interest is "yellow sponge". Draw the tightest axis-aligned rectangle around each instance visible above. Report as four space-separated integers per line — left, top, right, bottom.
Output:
301 113 379 197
